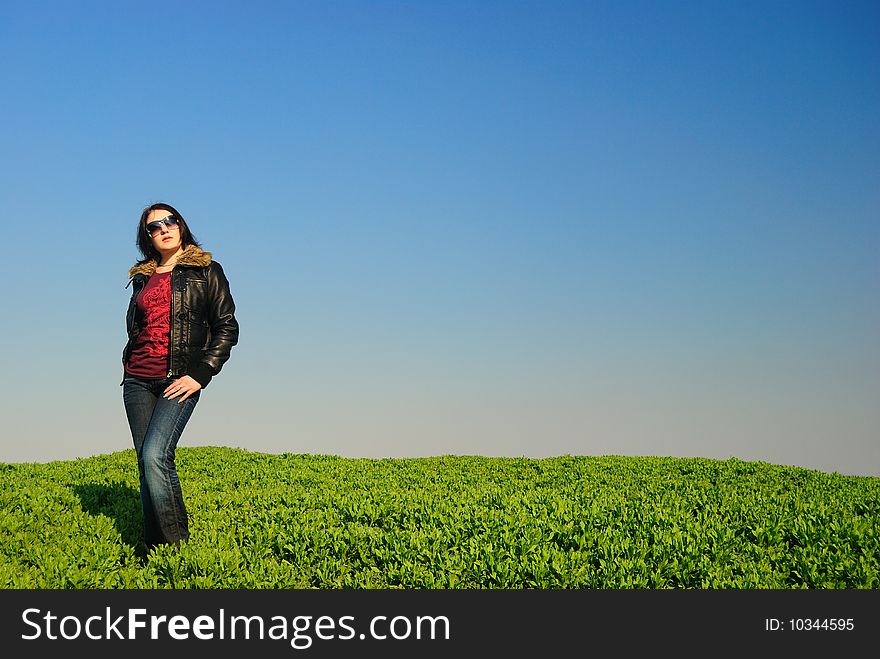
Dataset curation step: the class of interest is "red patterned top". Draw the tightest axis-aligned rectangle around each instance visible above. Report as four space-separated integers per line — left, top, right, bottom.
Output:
124 271 172 378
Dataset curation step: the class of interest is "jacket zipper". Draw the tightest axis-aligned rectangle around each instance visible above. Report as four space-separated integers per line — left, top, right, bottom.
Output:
167 269 175 378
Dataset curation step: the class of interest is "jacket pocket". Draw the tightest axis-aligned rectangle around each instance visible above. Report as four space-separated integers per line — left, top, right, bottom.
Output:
189 312 210 347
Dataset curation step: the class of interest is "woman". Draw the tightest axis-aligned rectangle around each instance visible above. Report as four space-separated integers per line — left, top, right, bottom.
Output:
121 202 239 553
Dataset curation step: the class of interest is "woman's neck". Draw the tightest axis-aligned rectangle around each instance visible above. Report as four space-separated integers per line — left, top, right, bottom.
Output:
157 245 184 267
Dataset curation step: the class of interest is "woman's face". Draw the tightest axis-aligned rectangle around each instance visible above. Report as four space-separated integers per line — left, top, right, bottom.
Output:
145 209 182 253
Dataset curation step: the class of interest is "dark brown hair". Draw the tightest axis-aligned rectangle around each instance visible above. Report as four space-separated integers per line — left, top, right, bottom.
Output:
134 202 202 264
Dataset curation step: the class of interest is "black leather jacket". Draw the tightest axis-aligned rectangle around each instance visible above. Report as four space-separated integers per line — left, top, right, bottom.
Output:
121 245 239 388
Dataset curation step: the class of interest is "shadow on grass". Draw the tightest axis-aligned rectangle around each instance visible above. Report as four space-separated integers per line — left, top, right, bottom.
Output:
71 482 142 550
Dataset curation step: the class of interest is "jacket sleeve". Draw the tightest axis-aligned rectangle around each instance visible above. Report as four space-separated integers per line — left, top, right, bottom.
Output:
187 261 240 388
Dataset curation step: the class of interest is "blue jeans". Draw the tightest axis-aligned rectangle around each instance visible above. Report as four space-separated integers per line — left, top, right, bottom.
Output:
122 375 200 549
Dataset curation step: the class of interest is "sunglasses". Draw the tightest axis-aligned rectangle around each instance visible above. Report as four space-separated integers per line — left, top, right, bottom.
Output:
145 215 180 236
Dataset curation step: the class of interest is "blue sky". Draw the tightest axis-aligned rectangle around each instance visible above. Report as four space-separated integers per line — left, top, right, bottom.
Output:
1 0 877 475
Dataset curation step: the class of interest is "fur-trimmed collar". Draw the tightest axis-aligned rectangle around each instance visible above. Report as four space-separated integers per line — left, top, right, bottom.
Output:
127 244 213 279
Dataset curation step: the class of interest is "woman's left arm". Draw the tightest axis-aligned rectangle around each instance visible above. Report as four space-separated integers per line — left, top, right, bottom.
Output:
187 261 240 388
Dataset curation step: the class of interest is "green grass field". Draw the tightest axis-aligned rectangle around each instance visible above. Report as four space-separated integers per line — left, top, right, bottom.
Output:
1 447 877 588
